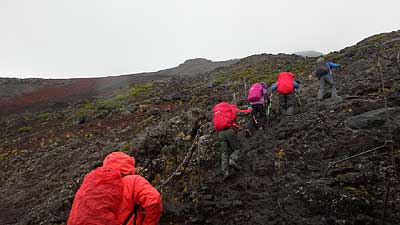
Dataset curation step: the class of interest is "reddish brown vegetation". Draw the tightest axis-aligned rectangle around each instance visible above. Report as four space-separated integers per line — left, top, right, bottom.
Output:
0 79 96 112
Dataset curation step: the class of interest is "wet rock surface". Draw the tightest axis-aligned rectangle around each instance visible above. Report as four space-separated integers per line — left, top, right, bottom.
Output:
345 107 400 129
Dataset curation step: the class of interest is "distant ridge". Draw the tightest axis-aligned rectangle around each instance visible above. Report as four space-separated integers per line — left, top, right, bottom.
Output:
154 58 239 77
293 50 324 57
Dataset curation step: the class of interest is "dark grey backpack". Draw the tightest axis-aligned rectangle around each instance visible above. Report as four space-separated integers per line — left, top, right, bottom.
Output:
315 63 330 78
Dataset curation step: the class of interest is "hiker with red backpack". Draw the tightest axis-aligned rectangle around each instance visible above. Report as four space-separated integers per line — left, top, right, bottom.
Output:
213 102 252 179
315 57 341 100
246 82 270 136
68 151 162 225
271 72 299 116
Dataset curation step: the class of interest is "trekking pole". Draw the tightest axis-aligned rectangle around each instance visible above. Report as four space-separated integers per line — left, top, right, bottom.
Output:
265 104 271 128
265 92 273 128
244 80 247 99
252 115 259 127
268 92 274 116
295 89 302 106
197 129 201 187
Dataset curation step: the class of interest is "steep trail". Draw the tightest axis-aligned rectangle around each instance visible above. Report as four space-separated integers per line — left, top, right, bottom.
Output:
195 96 327 224
187 69 400 225
1 31 399 225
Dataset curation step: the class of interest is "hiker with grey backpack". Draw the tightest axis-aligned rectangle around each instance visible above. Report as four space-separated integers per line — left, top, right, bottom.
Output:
314 57 342 100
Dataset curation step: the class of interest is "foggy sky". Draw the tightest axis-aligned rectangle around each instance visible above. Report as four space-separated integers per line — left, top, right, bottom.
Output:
1 0 399 79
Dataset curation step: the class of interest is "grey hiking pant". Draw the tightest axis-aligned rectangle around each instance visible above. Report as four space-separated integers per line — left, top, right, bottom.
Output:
318 74 337 100
218 128 241 176
279 93 295 116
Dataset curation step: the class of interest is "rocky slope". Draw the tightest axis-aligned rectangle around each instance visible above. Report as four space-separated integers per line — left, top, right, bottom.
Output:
1 30 400 225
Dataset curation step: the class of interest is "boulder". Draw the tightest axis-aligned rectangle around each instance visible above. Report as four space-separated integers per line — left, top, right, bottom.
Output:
345 107 400 129
171 93 183 100
394 127 400 148
139 104 150 112
161 95 173 101
126 105 138 112
154 98 162 105
146 107 161 116
121 111 132 116
336 172 367 185
76 116 87 125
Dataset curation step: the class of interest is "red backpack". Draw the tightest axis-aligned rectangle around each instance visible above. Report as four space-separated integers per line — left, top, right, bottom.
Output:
276 72 294 94
213 102 236 131
67 166 124 225
247 83 263 102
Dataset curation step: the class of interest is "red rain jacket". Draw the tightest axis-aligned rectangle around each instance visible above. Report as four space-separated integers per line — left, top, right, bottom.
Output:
103 152 162 225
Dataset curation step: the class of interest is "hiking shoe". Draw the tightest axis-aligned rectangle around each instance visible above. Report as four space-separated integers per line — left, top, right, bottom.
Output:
223 173 230 180
223 174 232 181
333 95 343 101
245 129 252 137
221 170 231 181
229 159 242 171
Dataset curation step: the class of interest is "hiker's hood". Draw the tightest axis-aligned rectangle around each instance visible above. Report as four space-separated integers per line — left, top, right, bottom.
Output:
316 57 325 63
103 152 135 175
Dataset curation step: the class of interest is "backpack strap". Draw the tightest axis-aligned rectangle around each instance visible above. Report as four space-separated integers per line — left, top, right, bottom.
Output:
122 204 140 225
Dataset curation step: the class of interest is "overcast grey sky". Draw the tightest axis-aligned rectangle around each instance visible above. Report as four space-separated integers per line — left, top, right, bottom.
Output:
1 0 399 79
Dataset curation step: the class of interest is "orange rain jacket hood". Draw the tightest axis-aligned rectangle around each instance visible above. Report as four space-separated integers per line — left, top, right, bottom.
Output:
103 151 136 175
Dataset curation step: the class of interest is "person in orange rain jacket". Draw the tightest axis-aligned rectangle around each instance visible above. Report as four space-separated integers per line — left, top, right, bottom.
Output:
68 152 162 225
103 152 162 225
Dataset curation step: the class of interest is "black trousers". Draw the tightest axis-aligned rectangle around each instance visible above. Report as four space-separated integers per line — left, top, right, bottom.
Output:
247 103 267 130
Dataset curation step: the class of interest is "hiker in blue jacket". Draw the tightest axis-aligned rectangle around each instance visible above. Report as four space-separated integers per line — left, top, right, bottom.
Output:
314 57 341 100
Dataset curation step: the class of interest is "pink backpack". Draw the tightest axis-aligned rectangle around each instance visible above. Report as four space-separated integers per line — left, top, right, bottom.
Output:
247 83 263 102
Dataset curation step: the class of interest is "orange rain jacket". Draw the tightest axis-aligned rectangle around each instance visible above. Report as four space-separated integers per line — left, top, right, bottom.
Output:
103 152 162 225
